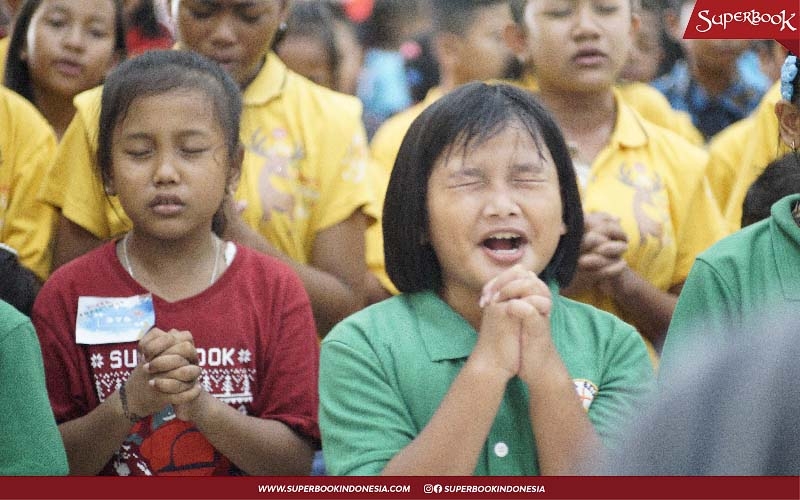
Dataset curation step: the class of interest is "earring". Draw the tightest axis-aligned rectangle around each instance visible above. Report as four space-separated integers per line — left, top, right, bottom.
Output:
793 140 797 150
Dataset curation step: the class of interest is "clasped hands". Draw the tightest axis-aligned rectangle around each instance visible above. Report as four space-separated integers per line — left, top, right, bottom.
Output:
565 211 629 297
474 265 558 385
122 328 205 423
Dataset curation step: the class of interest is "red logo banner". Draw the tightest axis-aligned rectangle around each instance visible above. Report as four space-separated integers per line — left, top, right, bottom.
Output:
683 0 800 54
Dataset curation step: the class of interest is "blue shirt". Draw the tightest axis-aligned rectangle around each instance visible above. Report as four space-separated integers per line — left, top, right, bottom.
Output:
653 59 768 140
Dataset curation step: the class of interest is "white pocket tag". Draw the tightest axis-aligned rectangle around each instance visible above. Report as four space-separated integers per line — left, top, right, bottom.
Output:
76 294 155 345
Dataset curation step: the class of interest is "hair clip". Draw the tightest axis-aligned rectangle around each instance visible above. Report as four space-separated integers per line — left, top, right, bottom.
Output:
780 54 798 102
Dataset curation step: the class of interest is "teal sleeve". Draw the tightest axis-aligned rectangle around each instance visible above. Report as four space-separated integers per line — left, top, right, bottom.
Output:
587 322 655 450
319 325 415 476
0 310 68 475
660 258 736 382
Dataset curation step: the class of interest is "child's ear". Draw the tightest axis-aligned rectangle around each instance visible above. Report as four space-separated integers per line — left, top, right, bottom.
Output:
104 179 116 196
629 12 641 39
776 101 800 149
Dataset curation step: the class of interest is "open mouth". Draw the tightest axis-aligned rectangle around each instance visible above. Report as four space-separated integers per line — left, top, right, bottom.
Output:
482 232 526 254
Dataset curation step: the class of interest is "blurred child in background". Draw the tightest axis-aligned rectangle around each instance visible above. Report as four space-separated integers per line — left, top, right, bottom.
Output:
653 0 768 140
275 0 339 90
4 0 126 138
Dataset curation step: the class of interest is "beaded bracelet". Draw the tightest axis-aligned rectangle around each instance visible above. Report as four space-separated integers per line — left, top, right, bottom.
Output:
119 381 142 424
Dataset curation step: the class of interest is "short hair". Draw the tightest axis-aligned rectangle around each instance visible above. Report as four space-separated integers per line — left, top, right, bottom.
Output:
4 0 127 102
742 153 800 227
431 0 509 35
383 82 584 292
97 50 242 235
509 0 525 24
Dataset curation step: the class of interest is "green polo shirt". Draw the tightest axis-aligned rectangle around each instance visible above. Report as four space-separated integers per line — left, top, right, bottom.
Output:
661 194 800 380
319 287 654 475
0 300 68 475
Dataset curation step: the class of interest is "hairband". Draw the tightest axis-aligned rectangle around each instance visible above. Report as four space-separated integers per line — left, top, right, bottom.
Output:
780 54 798 102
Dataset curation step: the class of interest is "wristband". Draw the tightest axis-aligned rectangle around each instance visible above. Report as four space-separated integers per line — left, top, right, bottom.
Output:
119 381 142 424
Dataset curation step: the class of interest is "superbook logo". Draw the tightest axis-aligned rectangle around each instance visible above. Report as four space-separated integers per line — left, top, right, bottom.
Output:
683 0 800 54
694 9 796 33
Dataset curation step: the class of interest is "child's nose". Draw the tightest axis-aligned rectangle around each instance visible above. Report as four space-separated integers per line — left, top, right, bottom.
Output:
63 25 86 51
572 4 602 36
153 157 180 185
483 188 521 218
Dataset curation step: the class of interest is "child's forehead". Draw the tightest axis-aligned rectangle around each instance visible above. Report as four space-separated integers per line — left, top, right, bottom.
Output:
439 125 548 167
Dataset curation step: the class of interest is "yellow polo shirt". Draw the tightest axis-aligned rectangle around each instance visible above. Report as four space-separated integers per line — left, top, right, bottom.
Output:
617 81 704 146
0 36 9 84
41 53 375 265
0 86 57 280
572 90 727 332
704 82 785 231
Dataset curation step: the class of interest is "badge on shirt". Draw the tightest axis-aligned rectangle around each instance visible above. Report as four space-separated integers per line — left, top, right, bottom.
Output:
76 294 155 345
573 378 599 411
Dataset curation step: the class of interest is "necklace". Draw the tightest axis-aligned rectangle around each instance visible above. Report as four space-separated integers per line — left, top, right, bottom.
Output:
121 233 222 286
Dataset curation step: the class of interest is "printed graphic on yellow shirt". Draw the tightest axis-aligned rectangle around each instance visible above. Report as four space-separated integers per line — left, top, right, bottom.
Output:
618 162 670 248
248 127 316 223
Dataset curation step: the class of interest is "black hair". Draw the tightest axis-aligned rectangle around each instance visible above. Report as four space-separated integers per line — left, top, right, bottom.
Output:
357 0 419 49
0 246 39 317
431 0 507 35
275 0 340 86
97 50 242 236
128 0 161 39
741 153 800 227
509 0 525 24
4 0 127 103
383 82 584 292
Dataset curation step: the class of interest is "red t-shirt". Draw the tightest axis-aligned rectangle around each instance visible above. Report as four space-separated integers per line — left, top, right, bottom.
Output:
33 241 319 475
125 25 174 57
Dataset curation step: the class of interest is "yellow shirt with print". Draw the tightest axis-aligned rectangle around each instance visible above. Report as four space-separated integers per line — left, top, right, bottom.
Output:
0 86 57 281
41 53 375 265
366 87 445 294
704 82 785 231
573 91 726 351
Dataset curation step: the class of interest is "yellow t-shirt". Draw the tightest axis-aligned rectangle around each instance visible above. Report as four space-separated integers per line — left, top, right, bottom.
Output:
617 81 705 147
572 91 727 330
0 37 8 84
0 86 58 281
41 53 375 265
366 88 445 294
704 82 785 231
